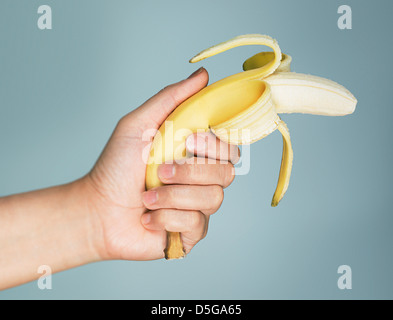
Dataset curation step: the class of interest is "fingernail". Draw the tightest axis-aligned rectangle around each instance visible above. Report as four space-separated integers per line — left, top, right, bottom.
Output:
188 67 204 79
143 190 158 206
141 213 151 225
158 164 175 180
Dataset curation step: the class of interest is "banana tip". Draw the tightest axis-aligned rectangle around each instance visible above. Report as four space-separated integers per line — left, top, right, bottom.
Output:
271 200 279 207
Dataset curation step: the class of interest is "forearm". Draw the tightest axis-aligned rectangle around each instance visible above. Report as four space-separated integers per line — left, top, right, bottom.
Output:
0 178 102 290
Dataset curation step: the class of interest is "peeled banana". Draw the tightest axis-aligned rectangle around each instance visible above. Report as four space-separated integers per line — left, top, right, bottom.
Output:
145 34 357 260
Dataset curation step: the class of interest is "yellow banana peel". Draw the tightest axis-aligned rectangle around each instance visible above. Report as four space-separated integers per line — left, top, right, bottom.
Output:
145 34 357 260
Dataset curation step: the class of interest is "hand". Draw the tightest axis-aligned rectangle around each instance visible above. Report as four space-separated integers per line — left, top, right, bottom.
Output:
86 68 240 260
0 67 240 289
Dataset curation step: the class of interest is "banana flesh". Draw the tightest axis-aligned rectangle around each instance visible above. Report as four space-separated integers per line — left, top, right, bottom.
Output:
145 34 357 259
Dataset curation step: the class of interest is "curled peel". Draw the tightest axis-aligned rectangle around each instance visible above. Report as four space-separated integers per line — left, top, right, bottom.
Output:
145 34 357 259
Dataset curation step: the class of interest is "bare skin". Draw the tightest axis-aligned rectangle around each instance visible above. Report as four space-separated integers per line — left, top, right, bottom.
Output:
0 68 239 290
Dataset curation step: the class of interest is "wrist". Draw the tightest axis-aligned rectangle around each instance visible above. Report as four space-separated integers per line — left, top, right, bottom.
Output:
77 173 116 261
67 176 106 263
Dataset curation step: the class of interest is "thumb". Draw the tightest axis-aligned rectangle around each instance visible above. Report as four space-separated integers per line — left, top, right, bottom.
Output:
126 67 208 129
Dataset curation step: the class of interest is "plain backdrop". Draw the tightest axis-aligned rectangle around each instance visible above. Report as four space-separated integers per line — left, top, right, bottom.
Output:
0 0 392 299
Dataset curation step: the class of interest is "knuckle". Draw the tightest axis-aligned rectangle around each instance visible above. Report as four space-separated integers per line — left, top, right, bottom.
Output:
160 83 174 94
116 115 128 131
219 163 235 188
115 114 144 139
189 211 205 230
224 163 235 187
210 185 224 210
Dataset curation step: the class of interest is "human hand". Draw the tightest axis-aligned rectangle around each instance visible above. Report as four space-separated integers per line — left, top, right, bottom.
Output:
86 68 240 261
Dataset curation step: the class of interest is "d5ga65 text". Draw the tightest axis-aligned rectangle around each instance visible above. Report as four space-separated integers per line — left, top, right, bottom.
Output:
195 304 241 315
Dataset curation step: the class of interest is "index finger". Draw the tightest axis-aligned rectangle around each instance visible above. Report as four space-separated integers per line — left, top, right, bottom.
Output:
186 132 241 164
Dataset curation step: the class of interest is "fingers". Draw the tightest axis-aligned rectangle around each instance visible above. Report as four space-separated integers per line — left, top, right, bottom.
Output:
186 132 241 164
143 185 224 215
155 131 239 188
141 209 209 253
123 68 209 130
141 209 206 237
158 161 235 188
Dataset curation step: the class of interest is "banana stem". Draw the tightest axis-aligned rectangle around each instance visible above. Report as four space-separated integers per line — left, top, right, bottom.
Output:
164 232 185 260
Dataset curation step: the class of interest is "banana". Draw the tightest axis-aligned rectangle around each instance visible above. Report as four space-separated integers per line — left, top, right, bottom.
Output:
145 34 357 259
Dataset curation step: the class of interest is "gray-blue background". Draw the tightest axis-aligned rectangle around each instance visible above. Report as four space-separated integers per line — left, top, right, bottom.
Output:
0 0 392 299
